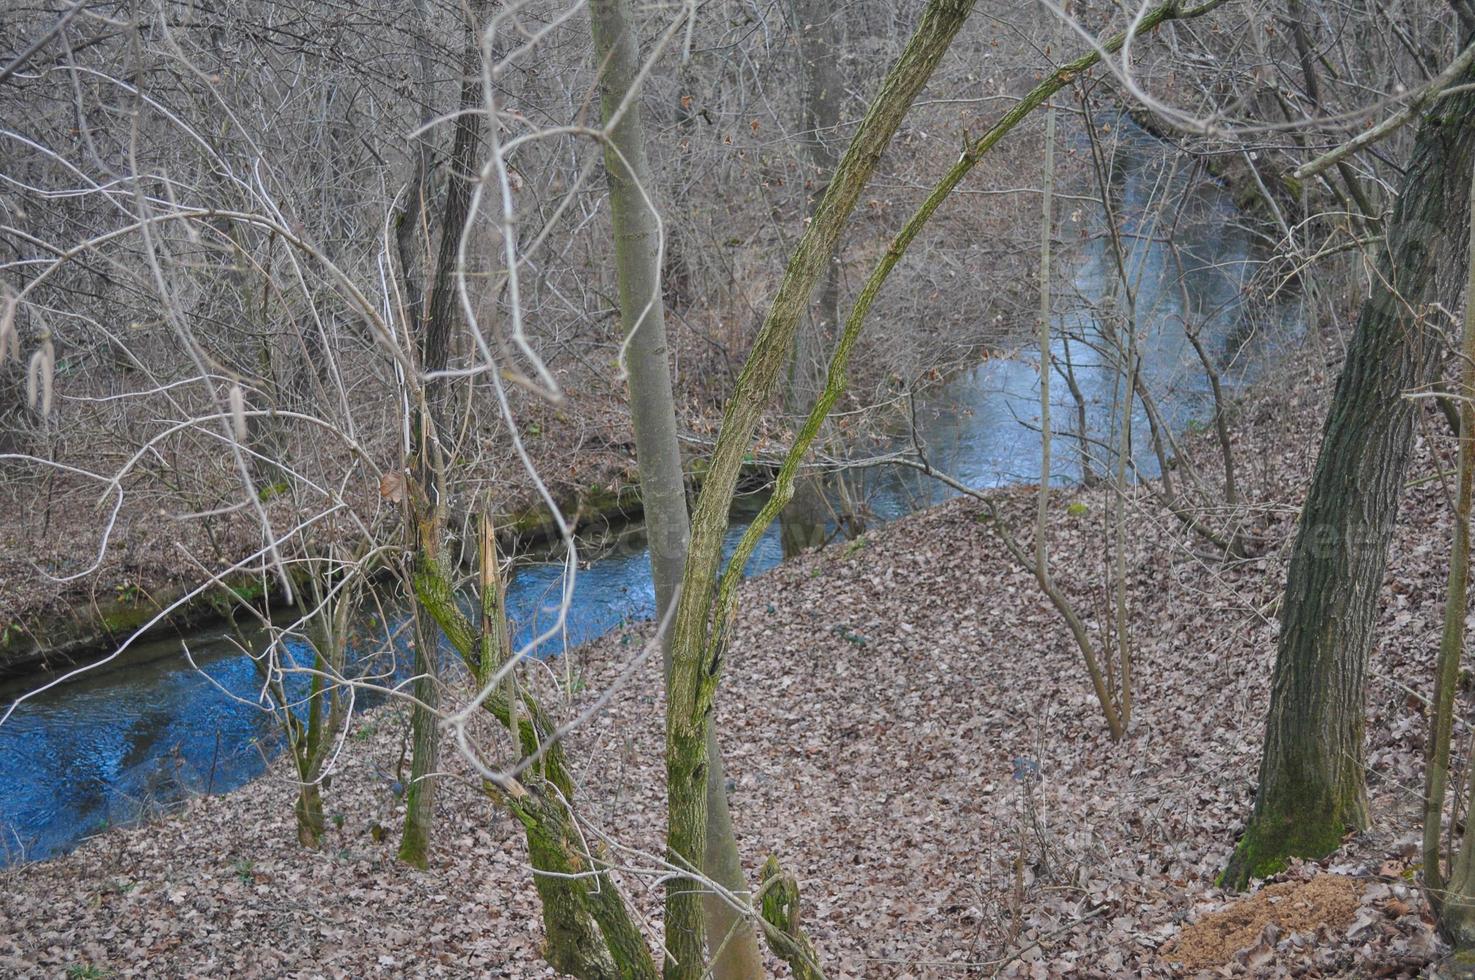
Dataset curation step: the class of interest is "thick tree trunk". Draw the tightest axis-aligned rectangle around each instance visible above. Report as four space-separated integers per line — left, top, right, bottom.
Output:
588 2 763 975
1222 61 1475 890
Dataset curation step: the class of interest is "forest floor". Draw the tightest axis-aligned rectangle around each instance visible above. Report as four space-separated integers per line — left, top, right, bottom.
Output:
0 343 1462 978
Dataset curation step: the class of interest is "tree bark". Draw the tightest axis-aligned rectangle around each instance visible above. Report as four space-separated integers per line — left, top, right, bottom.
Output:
757 855 824 979
398 462 445 870
662 3 977 976
398 0 486 871
589 0 688 676
1222 57 1475 890
420 5 484 404
1424 150 1475 949
415 525 658 979
780 0 843 558
588 2 763 975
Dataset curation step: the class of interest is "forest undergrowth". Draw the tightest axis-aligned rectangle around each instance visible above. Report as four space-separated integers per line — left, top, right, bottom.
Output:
0 342 1456 977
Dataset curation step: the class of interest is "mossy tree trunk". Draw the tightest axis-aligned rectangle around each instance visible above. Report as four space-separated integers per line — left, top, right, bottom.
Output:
397 0 486 871
662 4 978 976
757 856 824 979
1222 55 1475 891
589 2 764 975
397 459 446 869
415 516 659 979
660 2 1227 970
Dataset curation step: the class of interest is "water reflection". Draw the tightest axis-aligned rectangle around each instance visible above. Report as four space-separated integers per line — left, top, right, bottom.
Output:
0 121 1295 865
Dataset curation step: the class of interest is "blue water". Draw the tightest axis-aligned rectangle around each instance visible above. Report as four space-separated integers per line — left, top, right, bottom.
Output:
0 120 1293 865
0 514 789 865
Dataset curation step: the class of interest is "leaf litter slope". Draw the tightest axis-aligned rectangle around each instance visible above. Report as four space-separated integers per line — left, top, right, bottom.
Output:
0 350 1457 976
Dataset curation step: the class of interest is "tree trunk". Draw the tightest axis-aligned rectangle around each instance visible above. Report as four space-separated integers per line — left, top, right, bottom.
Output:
780 0 843 558
416 525 658 979
398 469 445 870
396 629 439 867
398 0 486 871
662 3 977 976
1034 67 1128 736
420 2 484 416
589 0 689 675
289 566 354 852
295 781 325 850
1221 59 1475 890
588 1 764 975
658 0 1213 968
1422 132 1475 953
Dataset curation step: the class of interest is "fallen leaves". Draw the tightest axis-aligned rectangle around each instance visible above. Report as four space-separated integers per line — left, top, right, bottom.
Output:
0 351 1463 977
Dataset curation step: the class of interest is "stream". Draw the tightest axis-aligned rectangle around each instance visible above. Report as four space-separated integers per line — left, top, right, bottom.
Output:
0 121 1294 866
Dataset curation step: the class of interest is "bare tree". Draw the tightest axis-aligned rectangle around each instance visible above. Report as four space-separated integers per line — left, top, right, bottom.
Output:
1422 152 1475 953
589 0 762 972
662 3 980 972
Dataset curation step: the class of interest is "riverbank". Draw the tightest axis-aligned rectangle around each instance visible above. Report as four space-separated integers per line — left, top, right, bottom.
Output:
0 344 1456 977
0 108 1239 685
0 449 801 679
0 108 1042 677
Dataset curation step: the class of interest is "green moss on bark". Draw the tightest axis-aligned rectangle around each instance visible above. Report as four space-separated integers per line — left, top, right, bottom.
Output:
294 784 325 850
1219 806 1353 891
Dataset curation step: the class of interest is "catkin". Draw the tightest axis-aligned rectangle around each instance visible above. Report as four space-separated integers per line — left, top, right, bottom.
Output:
26 339 53 415
228 382 248 442
0 294 15 364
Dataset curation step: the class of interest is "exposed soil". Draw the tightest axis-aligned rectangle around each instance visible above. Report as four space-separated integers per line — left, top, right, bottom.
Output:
1162 874 1365 971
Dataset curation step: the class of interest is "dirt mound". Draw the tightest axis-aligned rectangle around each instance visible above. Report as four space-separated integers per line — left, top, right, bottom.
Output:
1162 874 1365 970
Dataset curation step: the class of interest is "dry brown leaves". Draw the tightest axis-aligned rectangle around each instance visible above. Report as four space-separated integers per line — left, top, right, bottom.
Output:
0 349 1463 977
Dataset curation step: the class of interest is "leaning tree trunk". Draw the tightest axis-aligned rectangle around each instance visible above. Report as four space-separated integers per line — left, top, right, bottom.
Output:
1221 57 1475 890
660 0 1224 968
588 1 765 975
662 3 977 976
